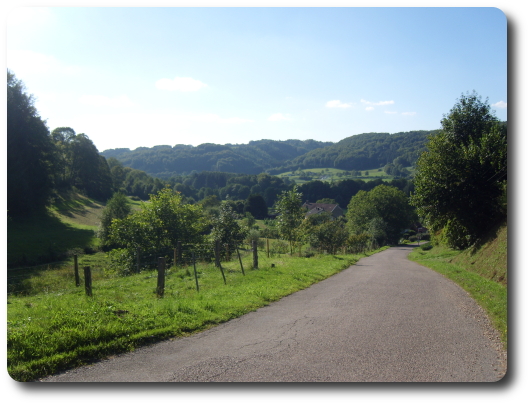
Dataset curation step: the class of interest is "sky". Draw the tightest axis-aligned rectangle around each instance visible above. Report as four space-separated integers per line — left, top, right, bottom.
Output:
6 6 508 153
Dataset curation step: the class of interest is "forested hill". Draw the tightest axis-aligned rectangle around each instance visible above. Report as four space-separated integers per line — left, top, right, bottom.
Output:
101 139 333 178
268 130 438 174
101 130 436 178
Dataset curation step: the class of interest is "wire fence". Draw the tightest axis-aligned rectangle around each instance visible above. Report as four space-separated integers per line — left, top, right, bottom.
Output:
7 237 377 296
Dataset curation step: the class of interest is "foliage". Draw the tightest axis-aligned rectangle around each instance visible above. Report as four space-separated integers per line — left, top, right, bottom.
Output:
411 91 507 249
7 70 55 216
109 188 207 272
244 194 269 219
51 127 114 201
97 192 132 248
101 139 333 178
210 201 248 253
273 186 305 253
347 184 414 244
301 213 349 254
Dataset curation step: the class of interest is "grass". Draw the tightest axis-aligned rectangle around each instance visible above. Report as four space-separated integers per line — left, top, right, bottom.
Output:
408 231 507 349
7 247 387 382
277 167 395 185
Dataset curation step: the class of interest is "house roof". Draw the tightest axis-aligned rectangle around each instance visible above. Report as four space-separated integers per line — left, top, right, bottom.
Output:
302 202 343 217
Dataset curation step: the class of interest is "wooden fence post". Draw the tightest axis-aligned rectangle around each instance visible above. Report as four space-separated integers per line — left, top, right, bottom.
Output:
192 253 199 292
236 246 245 276
157 257 165 297
252 240 258 269
214 240 221 268
266 238 270 258
84 266 92 297
74 254 80 287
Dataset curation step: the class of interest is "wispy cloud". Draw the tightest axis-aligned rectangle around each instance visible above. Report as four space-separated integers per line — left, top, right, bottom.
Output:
492 101 507 109
361 99 395 106
365 106 375 111
155 76 208 92
384 111 397 114
79 95 135 108
401 112 416 116
268 113 292 121
326 100 353 108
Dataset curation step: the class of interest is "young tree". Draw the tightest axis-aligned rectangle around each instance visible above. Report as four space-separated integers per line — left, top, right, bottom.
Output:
97 192 132 248
210 202 248 254
274 186 305 254
411 91 507 249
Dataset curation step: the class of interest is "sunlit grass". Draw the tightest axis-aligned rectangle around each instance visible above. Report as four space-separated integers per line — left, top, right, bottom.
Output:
8 247 387 381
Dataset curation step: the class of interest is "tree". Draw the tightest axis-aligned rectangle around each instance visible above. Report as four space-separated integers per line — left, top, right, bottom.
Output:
109 188 206 271
210 202 248 254
347 184 413 244
97 192 132 248
300 212 348 254
274 186 305 254
244 194 268 219
411 91 507 249
7 70 56 216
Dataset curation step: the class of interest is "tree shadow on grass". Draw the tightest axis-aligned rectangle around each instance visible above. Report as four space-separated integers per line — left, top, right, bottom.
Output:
7 211 97 269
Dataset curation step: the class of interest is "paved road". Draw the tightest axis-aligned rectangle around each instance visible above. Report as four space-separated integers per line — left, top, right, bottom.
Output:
42 246 507 382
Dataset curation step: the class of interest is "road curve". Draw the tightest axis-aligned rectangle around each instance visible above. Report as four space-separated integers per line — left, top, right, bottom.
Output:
41 246 507 382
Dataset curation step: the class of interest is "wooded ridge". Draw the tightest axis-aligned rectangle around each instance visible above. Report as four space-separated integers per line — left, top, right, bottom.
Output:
101 130 436 178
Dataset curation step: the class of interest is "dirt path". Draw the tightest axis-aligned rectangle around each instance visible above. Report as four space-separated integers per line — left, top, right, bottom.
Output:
41 246 507 382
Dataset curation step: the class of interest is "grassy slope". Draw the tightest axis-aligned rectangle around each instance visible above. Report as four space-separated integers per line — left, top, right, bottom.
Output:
408 223 507 347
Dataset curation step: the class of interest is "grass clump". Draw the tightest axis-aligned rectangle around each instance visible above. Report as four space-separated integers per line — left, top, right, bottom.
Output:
8 248 386 381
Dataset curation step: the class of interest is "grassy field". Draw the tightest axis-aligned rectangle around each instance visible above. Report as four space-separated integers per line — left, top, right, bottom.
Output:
408 224 507 348
277 167 395 184
7 247 386 382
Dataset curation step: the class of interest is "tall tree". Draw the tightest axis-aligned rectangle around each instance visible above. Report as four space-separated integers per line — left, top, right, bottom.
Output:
7 70 56 216
411 91 507 249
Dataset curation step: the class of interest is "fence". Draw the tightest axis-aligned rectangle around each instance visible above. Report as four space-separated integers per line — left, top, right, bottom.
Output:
7 237 374 297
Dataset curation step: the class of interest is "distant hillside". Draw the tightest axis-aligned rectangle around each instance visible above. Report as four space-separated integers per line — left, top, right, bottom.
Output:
269 130 438 174
101 139 333 178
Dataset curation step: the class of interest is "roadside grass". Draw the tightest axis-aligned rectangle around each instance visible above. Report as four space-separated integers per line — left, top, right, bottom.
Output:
7 247 387 382
408 244 507 349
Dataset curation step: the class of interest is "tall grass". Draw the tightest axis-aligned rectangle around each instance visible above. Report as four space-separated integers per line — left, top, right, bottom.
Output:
7 248 386 381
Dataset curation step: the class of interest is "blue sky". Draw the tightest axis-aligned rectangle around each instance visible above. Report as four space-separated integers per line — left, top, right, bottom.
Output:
7 6 507 153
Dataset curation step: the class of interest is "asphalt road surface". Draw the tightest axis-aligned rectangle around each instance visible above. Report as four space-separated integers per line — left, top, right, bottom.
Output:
41 246 507 382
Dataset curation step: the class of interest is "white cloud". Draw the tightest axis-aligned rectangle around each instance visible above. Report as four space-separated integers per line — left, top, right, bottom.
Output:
155 76 208 92
385 111 397 114
268 113 292 122
79 95 135 108
361 99 395 106
326 100 352 108
492 101 507 109
365 106 375 111
401 112 416 116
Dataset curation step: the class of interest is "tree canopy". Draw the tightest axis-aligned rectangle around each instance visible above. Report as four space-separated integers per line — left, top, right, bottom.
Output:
7 70 55 216
347 184 413 244
411 91 507 249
